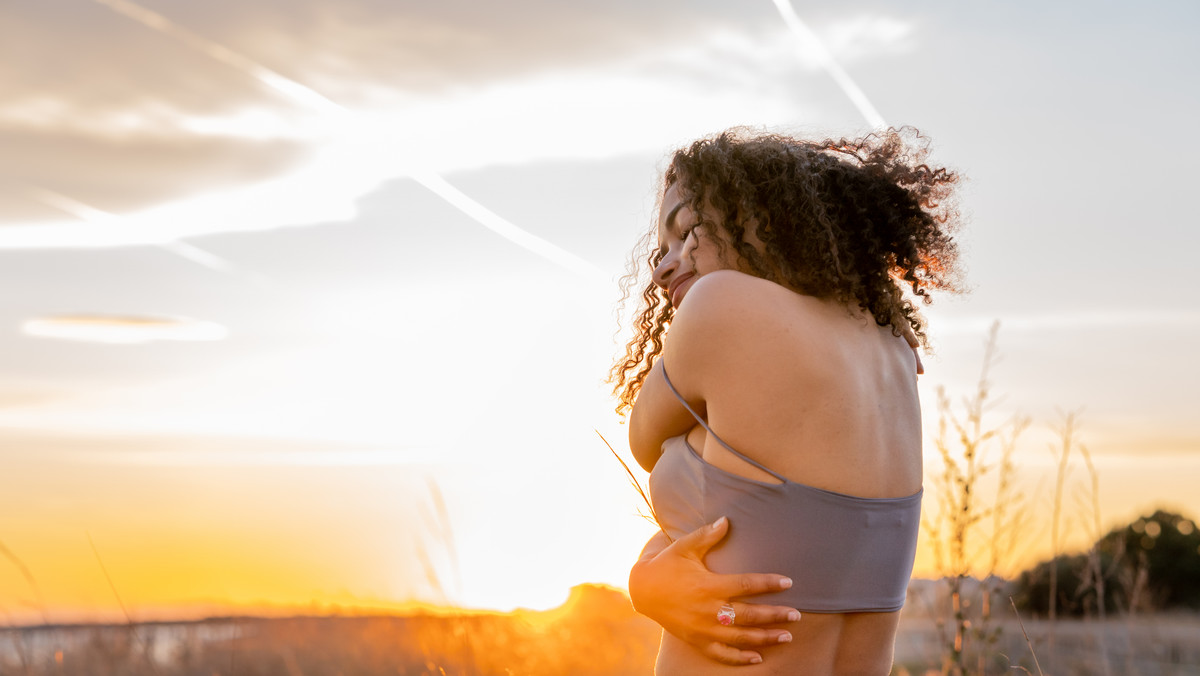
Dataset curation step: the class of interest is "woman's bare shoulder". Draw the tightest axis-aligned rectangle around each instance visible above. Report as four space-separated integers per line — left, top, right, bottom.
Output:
672 271 826 343
663 271 834 393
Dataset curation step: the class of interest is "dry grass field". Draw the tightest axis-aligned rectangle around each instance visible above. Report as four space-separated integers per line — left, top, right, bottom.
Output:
3 583 1198 676
894 612 1200 676
0 585 660 676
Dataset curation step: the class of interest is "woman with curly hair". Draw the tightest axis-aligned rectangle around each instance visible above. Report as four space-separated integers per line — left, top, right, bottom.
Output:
611 128 960 674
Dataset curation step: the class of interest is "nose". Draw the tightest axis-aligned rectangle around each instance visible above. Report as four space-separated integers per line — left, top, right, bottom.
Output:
652 251 676 290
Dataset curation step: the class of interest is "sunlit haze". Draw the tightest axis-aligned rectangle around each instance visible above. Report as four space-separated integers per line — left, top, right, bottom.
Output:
1 0 1197 625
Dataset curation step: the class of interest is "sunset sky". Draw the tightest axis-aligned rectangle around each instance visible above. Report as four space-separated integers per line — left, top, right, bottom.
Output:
1 0 1198 625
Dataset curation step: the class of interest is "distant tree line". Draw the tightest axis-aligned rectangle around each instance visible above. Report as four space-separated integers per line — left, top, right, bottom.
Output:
1012 509 1200 616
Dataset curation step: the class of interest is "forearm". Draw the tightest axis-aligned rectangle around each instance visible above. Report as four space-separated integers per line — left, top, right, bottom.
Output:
630 530 671 616
638 530 672 562
626 518 800 666
629 362 700 471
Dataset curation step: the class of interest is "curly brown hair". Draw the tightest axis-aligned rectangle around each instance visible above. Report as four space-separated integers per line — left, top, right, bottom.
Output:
610 126 962 415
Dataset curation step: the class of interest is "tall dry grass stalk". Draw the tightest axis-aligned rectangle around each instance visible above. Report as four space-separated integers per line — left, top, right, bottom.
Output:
924 322 1029 676
976 417 1029 676
87 532 161 676
1008 596 1045 676
415 478 464 605
1045 409 1082 673
1047 413 1074 624
1074 437 1117 676
1075 439 1104 624
0 537 49 672
596 430 672 541
0 540 48 626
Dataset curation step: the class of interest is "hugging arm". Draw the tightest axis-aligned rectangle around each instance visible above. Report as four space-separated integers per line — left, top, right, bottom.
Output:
629 518 800 666
627 275 800 664
628 359 698 472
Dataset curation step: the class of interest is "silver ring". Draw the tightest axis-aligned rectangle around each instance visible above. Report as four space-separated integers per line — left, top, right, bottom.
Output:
717 603 736 626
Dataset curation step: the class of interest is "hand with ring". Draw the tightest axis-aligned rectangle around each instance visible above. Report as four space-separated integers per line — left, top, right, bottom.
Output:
717 603 736 626
629 516 801 666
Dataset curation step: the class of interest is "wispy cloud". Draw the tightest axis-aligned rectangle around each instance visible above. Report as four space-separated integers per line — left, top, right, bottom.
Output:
823 15 915 62
92 0 345 116
933 310 1200 336
0 1 915 269
0 53 808 262
22 314 228 344
88 447 429 466
73 0 604 278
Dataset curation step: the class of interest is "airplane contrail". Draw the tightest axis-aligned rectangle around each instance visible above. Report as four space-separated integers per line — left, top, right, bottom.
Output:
19 184 119 226
410 171 602 279
93 0 346 118
17 181 248 278
769 0 888 129
92 0 603 280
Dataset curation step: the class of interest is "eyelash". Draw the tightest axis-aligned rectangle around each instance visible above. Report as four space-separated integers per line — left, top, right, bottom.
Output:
656 226 698 258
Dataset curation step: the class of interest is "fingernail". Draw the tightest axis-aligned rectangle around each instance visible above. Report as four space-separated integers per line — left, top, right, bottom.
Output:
750 655 762 664
787 611 801 622
778 633 792 643
712 516 727 530
780 577 793 589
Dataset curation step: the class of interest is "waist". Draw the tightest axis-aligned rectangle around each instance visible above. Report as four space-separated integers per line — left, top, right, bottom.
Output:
656 611 902 676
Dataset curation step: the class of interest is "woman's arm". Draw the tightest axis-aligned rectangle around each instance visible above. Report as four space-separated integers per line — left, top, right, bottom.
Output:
628 272 800 663
628 361 700 471
628 272 744 470
630 518 800 666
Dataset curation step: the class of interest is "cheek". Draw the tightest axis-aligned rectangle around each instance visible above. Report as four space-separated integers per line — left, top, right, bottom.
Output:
694 242 732 273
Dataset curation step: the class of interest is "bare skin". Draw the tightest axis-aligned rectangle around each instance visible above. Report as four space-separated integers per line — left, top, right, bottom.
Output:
629 514 800 666
627 187 923 674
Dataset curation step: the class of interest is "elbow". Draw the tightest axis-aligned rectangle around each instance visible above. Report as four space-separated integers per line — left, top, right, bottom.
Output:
632 445 659 473
628 422 661 472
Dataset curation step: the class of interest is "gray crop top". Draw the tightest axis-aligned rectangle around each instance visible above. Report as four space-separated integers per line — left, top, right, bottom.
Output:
648 364 922 613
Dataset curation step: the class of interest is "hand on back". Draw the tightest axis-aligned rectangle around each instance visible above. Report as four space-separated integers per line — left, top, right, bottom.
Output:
629 518 800 666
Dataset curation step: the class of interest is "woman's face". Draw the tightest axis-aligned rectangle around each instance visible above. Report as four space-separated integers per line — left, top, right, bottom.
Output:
652 183 734 308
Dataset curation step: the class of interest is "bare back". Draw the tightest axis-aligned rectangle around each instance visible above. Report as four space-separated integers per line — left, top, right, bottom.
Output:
654 271 923 676
692 276 922 498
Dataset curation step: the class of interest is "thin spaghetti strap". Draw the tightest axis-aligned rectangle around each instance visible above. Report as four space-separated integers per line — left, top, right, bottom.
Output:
658 361 788 482
658 361 707 428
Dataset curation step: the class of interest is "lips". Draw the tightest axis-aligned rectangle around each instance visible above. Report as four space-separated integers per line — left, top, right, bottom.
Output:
668 273 695 307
